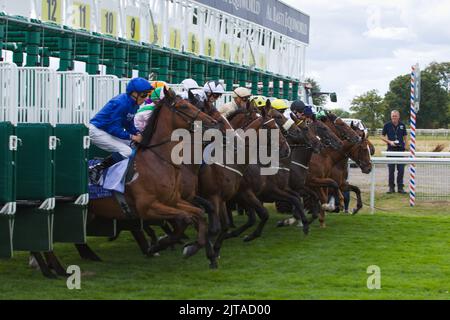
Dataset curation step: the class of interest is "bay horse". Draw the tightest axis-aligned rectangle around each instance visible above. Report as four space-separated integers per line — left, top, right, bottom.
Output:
225 102 311 241
330 122 374 214
306 114 369 227
276 113 344 227
198 103 282 267
80 87 220 266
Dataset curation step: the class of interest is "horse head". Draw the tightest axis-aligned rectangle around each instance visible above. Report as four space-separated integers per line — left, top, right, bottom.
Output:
322 112 360 144
349 122 374 173
256 100 291 160
310 117 343 150
289 112 323 153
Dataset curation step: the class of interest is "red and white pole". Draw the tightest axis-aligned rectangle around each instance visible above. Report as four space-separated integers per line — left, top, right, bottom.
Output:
409 64 418 206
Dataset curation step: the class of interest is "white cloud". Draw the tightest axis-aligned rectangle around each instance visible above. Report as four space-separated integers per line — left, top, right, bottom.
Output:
364 27 411 40
282 0 450 111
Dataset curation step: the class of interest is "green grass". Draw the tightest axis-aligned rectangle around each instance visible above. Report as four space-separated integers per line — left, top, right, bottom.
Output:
0 195 449 300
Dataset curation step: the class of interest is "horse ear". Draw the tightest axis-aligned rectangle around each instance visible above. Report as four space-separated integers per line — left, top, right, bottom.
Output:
188 89 195 102
260 101 267 118
263 99 271 116
164 86 175 101
163 86 169 98
290 112 298 122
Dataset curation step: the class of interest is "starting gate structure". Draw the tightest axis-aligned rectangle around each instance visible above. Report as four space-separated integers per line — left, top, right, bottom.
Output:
0 0 310 272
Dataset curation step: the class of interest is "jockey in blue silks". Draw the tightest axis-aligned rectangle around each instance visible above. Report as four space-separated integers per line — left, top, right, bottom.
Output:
88 77 153 183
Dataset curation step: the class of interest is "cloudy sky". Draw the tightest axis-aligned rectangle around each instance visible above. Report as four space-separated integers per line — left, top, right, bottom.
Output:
283 0 450 110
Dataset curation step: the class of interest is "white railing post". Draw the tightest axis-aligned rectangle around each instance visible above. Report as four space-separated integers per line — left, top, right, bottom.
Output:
370 164 376 214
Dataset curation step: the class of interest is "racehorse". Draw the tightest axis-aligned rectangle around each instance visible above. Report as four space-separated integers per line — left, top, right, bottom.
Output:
329 122 374 214
198 102 285 267
306 113 369 227
80 87 220 266
225 103 312 241
275 113 343 226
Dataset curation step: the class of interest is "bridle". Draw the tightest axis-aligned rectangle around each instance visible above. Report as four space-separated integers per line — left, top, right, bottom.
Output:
141 98 206 150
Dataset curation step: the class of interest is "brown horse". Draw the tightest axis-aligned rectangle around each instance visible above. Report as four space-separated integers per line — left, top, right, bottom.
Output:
226 103 311 241
306 114 368 227
276 113 343 227
84 88 220 265
330 123 374 214
198 104 281 267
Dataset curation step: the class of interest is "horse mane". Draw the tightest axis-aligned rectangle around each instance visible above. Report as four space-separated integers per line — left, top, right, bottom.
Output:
139 95 173 149
227 108 248 122
327 112 338 122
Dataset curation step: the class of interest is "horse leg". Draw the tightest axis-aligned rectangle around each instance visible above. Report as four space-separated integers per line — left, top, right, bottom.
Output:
75 243 102 262
225 203 257 239
143 224 159 246
44 251 69 277
212 201 231 262
241 192 269 242
281 189 310 235
205 196 222 269
302 187 321 223
226 202 236 228
30 252 57 279
148 219 188 254
348 184 363 214
193 196 220 239
130 230 151 256
173 200 207 259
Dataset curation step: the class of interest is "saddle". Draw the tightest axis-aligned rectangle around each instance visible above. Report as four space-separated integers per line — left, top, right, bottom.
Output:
88 155 137 219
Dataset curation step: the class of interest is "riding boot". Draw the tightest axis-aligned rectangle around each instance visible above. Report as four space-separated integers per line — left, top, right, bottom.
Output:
89 155 117 184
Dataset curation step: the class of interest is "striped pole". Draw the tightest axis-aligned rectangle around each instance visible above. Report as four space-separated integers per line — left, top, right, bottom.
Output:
409 65 417 206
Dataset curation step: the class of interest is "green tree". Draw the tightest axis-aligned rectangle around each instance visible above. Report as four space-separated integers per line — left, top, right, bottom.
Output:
304 77 327 106
384 68 449 129
426 62 450 92
330 108 351 118
350 90 386 130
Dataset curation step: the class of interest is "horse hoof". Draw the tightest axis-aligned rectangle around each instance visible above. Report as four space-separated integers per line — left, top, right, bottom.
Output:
243 235 256 242
182 244 199 258
302 226 309 235
209 262 218 269
276 221 286 227
224 232 236 239
352 208 359 215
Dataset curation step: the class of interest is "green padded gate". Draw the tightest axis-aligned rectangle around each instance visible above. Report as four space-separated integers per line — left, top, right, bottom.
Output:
13 123 55 252
0 122 16 258
53 124 89 244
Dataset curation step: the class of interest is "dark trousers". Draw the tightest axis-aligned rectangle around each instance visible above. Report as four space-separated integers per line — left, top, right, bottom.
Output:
343 190 350 211
388 163 405 189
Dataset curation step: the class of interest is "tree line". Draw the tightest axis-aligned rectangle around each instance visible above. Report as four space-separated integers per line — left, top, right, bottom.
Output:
313 62 450 130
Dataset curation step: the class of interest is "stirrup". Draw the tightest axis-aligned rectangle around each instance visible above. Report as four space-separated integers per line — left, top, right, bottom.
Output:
89 166 103 184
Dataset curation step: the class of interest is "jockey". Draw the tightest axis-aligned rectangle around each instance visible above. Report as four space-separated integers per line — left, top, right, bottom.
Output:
271 99 289 116
178 78 207 102
218 87 251 118
203 80 225 104
250 95 267 108
145 80 167 105
291 100 314 119
88 77 152 183
134 87 165 132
